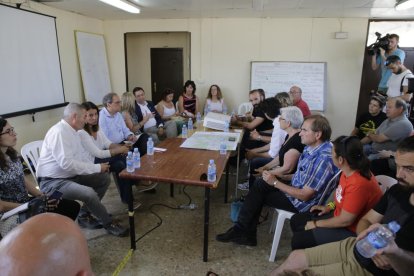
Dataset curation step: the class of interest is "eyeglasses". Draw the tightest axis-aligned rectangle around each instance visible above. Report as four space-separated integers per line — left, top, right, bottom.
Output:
0 127 16 136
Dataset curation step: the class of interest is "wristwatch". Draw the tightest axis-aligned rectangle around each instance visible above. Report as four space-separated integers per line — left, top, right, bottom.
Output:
273 180 278 188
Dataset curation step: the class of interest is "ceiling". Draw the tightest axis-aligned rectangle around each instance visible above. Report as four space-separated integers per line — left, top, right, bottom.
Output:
30 0 414 20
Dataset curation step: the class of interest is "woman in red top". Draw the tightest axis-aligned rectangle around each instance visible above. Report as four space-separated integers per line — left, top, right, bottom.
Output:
289 135 383 250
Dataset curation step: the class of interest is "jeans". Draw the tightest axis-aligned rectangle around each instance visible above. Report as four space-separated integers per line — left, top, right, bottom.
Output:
236 178 297 233
40 173 112 225
96 155 132 204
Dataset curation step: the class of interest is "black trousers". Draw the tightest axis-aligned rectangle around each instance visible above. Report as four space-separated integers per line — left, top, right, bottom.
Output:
236 178 297 233
290 211 355 250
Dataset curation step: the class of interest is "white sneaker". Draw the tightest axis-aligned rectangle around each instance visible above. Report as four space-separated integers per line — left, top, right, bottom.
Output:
237 181 249 191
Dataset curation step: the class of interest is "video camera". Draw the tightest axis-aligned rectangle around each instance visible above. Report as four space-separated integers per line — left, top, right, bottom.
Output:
367 32 390 56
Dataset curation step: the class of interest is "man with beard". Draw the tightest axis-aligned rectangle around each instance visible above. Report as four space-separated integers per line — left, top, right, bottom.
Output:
271 136 414 276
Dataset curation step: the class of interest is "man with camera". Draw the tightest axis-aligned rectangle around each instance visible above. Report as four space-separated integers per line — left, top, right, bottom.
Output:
370 33 405 94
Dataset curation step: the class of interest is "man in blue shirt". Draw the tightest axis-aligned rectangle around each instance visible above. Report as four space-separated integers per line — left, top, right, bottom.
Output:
371 33 405 93
216 115 338 246
99 92 148 155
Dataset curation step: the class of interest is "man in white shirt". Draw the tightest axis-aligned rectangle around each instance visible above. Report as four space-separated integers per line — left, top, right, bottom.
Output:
133 87 177 144
36 103 128 237
386 55 413 101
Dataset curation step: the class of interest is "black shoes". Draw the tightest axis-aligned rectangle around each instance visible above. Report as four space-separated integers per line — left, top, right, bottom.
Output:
104 222 129 237
77 214 103 229
216 226 257 246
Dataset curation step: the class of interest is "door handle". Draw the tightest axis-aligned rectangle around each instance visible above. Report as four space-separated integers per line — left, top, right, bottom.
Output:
153 82 157 93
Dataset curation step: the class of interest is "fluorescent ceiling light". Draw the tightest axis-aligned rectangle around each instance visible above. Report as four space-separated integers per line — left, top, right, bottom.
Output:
99 0 140 14
395 0 414 11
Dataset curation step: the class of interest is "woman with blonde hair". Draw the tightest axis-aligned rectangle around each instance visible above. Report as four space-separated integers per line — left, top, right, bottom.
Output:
121 92 141 134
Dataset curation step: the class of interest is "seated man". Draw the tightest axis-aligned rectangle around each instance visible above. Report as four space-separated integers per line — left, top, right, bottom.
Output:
133 87 177 144
289 86 311 117
37 103 128 237
351 95 387 140
0 213 93 276
216 115 338 246
271 136 414 276
362 97 413 160
99 92 148 154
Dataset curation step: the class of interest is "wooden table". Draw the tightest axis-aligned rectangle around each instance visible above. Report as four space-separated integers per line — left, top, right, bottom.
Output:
120 137 230 262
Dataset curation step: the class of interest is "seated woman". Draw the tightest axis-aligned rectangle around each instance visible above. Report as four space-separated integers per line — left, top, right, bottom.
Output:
178 80 199 118
249 106 304 189
79 102 142 208
156 88 185 134
204 84 227 114
250 106 305 190
0 117 80 237
289 135 383 250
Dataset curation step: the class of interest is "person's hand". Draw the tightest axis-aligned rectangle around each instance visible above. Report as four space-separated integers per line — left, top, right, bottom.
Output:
157 127 165 136
378 150 394 159
379 47 386 57
357 223 382 241
310 205 331 216
117 145 130 155
371 254 392 270
127 134 137 143
46 198 59 211
254 166 267 175
250 129 260 140
305 220 317 230
245 150 256 160
100 162 110 173
262 170 276 186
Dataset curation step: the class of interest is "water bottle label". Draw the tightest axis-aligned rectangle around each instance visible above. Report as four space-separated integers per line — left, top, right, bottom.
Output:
366 232 387 249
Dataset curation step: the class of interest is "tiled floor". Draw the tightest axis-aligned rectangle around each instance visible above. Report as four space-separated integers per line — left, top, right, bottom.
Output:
85 165 293 275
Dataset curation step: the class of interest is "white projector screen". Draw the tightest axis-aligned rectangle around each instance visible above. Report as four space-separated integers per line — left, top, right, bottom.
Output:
0 4 66 118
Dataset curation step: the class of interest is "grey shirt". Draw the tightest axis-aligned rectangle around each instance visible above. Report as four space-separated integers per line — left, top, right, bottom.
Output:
372 115 413 152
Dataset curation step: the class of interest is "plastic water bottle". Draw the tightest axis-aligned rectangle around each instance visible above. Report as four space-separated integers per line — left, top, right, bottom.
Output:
220 138 227 155
356 221 401 258
204 106 210 116
147 137 154 156
224 120 229 132
182 124 188 138
188 118 193 132
231 108 236 117
196 112 202 122
207 159 216 183
126 152 134 173
222 104 228 115
133 147 140 169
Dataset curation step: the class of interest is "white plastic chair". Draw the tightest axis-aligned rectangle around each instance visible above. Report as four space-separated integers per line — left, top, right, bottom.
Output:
268 170 342 262
237 102 253 115
21 140 43 186
375 175 397 194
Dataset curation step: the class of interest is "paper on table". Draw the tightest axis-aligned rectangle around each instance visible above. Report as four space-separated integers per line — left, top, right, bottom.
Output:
1 202 29 220
154 147 167 152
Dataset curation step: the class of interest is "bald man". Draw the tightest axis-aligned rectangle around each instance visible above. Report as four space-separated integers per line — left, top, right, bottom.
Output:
0 213 93 276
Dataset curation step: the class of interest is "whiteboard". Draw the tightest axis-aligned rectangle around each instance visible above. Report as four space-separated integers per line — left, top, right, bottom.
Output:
250 61 327 111
75 31 111 104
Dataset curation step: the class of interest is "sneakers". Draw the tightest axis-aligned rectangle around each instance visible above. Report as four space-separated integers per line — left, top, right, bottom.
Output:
104 222 129 237
77 214 103 229
237 181 250 191
216 226 257 246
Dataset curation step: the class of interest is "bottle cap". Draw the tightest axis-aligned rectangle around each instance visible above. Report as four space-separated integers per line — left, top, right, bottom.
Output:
209 159 214 164
134 147 138 152
127 151 132 156
388 221 401 233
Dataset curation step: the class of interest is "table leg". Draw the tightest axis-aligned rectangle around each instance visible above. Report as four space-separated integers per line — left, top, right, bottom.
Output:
224 162 229 203
128 184 136 250
203 187 210 262
170 183 174 197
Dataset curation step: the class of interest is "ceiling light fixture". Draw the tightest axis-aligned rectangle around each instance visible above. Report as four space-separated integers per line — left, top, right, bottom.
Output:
395 0 414 11
99 0 140 14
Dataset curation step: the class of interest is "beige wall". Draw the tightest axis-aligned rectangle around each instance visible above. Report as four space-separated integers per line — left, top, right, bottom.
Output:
8 7 369 149
125 32 191 97
104 17 368 138
6 2 103 150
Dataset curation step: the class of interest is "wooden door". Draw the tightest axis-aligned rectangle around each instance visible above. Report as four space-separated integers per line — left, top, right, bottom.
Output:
150 48 183 104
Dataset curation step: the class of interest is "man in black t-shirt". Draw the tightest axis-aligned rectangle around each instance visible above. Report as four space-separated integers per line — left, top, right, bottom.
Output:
271 136 414 276
351 95 387 140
